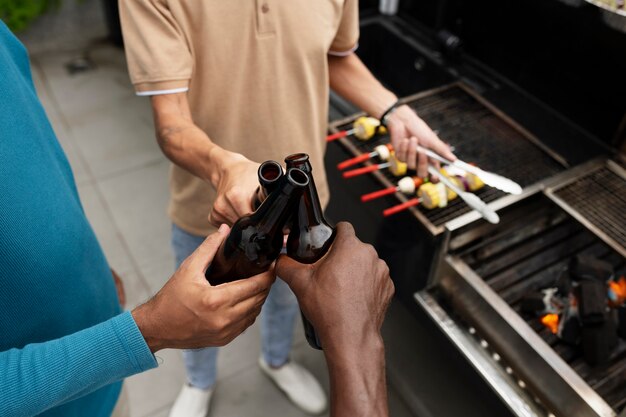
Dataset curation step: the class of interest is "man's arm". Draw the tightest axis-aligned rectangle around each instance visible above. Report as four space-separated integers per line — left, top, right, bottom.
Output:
277 223 394 417
328 53 456 177
149 93 259 226
0 225 274 417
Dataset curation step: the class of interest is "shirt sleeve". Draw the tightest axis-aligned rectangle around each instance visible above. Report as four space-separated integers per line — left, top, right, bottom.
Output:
329 0 359 55
119 0 193 95
0 312 157 417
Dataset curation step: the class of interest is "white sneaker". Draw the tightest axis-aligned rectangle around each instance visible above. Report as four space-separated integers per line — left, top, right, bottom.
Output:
168 384 213 417
259 356 328 414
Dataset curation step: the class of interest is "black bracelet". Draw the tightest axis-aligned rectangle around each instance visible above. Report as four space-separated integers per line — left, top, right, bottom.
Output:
379 99 401 127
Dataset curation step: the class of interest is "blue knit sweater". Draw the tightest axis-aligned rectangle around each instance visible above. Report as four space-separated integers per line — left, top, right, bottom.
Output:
0 22 156 417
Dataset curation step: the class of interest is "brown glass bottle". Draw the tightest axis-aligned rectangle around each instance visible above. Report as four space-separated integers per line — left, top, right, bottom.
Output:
285 153 336 350
252 160 284 210
205 168 308 286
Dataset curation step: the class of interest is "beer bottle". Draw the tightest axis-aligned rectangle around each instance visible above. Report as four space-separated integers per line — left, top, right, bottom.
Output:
285 153 336 349
252 160 284 210
206 168 308 286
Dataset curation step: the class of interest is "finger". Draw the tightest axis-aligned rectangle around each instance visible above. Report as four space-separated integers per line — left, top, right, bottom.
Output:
275 254 312 295
223 310 262 345
221 198 241 225
334 221 356 241
227 188 253 218
208 206 228 227
218 269 275 305
188 224 230 272
227 290 268 321
407 136 418 170
396 138 409 163
417 149 428 178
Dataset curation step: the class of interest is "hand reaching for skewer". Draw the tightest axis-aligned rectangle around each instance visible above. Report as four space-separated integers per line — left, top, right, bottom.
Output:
385 105 456 177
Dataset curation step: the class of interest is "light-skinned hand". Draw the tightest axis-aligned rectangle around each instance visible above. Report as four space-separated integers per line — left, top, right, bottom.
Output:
386 104 456 178
208 150 260 227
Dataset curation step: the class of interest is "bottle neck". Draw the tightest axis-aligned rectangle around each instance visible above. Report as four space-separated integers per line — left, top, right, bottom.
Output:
286 158 329 227
251 179 303 234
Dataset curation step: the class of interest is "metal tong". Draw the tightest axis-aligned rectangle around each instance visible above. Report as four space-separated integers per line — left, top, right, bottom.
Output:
417 145 523 195
428 165 500 224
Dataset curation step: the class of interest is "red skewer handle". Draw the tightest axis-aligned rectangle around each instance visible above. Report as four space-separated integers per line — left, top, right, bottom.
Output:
337 152 373 170
361 186 396 202
342 163 386 179
326 128 354 142
383 198 421 217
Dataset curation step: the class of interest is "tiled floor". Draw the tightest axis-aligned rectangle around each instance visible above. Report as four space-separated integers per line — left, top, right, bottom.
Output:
27 44 415 417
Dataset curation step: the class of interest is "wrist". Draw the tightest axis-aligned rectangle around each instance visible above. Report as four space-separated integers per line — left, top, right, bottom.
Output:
323 326 384 367
206 146 246 188
369 91 398 121
132 301 165 354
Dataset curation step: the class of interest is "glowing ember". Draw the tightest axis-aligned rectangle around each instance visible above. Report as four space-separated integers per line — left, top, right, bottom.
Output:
540 313 560 334
608 276 626 307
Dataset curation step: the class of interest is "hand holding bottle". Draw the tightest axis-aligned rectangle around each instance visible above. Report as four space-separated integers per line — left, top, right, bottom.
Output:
132 224 275 353
277 222 394 352
277 222 393 417
208 149 260 227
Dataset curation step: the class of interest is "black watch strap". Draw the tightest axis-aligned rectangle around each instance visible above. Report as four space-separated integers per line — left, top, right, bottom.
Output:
380 100 401 127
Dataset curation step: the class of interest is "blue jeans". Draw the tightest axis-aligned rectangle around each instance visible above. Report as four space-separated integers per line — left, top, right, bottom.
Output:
171 224 299 390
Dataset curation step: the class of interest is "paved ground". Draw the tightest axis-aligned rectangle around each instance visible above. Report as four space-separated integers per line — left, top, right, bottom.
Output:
26 42 414 417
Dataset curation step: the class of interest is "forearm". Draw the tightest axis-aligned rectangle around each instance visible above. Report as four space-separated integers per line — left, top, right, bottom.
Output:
325 334 389 417
0 312 156 417
328 54 397 120
150 93 229 187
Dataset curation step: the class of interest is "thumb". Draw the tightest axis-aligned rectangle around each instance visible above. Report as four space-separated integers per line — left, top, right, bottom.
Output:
276 254 311 295
188 224 230 272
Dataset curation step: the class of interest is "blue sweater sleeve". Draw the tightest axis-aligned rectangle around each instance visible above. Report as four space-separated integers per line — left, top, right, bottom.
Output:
0 311 157 417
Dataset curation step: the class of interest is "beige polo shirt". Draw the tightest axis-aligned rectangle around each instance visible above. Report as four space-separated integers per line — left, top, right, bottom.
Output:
119 0 359 236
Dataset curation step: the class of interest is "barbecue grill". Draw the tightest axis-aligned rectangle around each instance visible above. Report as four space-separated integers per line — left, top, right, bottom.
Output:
329 85 626 416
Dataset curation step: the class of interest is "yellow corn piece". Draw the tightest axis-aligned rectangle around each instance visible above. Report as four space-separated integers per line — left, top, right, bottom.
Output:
389 153 408 176
418 182 440 209
353 116 380 141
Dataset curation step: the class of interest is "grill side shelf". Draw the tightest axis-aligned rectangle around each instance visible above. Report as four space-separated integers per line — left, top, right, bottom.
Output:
545 159 626 258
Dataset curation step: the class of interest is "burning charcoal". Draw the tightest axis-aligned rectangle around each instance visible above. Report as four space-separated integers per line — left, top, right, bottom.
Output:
570 254 614 283
558 297 581 345
578 280 608 326
581 319 618 366
608 276 626 307
522 288 562 316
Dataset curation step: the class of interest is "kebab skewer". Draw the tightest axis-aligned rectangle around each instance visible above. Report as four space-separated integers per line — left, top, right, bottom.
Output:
360 166 482 202
337 144 393 170
326 117 382 142
342 153 407 179
382 169 486 216
361 176 424 202
428 165 500 224
383 181 459 216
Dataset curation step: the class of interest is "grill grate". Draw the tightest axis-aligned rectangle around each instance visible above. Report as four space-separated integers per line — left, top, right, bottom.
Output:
551 164 626 256
334 84 565 228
